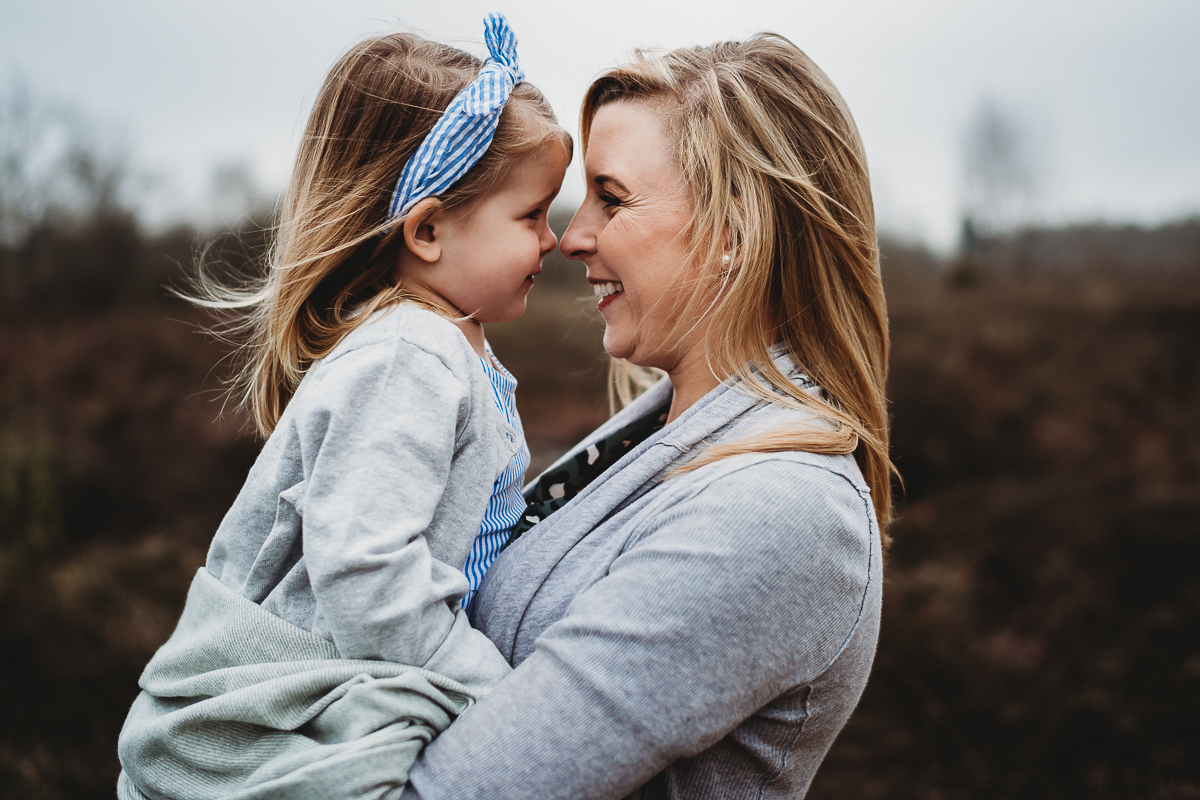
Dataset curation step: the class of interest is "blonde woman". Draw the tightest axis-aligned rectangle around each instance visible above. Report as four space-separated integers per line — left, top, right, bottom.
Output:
402 33 892 800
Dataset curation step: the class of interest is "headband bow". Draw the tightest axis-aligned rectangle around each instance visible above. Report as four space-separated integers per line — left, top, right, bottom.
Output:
387 14 525 219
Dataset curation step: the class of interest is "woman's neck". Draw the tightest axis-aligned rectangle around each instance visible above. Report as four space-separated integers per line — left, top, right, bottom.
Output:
664 348 721 424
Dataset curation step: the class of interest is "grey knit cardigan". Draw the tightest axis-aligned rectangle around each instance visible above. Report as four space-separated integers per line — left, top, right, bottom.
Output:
402 350 884 799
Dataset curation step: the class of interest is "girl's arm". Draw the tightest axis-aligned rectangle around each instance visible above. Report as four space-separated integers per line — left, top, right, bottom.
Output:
297 336 509 690
400 457 878 799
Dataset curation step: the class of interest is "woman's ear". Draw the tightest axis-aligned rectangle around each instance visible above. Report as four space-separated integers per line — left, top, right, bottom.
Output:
402 197 445 263
721 226 741 270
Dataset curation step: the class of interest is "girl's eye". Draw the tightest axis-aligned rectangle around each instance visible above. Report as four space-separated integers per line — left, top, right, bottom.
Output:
526 208 545 220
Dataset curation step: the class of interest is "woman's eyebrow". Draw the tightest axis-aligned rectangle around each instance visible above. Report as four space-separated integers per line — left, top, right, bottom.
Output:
594 174 630 194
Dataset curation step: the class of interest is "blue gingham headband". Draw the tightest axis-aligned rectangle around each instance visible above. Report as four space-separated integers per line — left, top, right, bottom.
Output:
387 13 525 219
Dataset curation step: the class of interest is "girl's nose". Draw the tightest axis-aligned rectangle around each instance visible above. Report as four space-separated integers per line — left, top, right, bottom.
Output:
539 219 558 256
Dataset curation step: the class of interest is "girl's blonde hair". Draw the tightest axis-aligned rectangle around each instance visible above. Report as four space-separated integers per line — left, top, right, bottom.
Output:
581 33 895 539
197 32 570 436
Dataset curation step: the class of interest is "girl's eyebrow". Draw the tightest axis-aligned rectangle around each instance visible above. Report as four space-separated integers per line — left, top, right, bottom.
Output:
528 189 558 210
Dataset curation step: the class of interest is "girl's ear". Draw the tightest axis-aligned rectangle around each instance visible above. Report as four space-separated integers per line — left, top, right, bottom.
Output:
402 197 444 263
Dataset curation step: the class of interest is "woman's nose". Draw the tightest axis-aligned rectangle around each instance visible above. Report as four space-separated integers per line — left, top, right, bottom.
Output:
560 204 596 261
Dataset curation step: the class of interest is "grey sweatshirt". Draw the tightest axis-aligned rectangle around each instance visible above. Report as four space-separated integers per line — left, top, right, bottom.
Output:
402 351 883 799
206 303 512 691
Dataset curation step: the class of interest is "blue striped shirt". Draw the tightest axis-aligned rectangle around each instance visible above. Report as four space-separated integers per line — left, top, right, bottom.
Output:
461 347 529 612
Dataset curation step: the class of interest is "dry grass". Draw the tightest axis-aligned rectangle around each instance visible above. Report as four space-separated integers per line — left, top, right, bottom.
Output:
1 242 1197 798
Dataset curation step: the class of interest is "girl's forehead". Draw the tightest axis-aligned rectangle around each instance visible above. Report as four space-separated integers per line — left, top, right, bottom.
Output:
489 142 569 201
519 140 570 179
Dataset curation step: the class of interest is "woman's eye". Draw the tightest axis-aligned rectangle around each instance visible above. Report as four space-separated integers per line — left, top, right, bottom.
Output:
599 194 622 210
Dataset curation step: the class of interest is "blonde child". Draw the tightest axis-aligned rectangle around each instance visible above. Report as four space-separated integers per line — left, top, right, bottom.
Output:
117 15 570 799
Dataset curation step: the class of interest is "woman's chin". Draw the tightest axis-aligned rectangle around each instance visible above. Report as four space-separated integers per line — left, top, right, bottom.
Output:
601 331 634 361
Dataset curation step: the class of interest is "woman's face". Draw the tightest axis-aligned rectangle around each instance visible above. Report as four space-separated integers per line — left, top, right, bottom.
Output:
560 101 702 373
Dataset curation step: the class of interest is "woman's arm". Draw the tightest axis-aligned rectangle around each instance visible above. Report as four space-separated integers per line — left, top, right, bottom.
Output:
402 456 877 799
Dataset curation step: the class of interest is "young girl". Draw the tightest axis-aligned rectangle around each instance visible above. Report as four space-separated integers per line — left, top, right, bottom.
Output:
117 15 570 800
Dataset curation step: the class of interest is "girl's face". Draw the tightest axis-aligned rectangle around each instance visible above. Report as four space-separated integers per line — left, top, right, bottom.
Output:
559 101 703 373
403 140 569 324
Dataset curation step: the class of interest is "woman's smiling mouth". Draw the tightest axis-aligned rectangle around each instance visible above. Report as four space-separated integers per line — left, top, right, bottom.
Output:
593 280 624 309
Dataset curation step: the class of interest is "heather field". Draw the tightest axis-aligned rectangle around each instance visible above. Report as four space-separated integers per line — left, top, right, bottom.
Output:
1 218 1198 798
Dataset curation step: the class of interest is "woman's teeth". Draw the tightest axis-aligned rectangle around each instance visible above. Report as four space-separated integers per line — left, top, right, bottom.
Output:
593 281 623 299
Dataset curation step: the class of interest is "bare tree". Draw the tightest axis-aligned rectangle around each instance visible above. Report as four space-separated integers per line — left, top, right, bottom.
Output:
0 81 130 245
0 81 147 312
961 98 1039 236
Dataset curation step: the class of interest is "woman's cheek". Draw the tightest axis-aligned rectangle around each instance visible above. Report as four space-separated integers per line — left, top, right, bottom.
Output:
599 215 641 263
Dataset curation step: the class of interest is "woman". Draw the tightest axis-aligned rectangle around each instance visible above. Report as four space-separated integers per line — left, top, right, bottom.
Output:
401 32 891 799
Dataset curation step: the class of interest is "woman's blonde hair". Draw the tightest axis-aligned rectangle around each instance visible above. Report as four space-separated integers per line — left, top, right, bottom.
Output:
196 32 570 436
581 33 895 539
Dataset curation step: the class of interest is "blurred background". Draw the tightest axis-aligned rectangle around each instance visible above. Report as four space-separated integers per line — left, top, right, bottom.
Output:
1 1 1197 798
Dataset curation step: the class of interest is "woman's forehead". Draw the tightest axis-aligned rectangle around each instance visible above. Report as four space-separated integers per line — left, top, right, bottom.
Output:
585 102 675 182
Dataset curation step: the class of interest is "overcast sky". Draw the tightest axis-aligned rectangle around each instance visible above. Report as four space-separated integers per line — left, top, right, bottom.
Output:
3 0 1198 248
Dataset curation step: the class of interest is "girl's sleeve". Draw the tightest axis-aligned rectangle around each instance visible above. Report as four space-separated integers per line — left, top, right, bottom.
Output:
400 459 877 799
296 338 509 688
